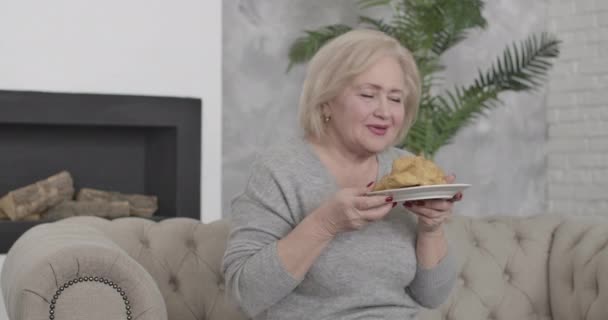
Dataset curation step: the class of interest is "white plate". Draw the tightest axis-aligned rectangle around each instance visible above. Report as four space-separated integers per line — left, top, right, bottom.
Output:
366 184 471 202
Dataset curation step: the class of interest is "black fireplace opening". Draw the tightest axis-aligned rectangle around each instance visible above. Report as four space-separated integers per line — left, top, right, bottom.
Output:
0 90 201 253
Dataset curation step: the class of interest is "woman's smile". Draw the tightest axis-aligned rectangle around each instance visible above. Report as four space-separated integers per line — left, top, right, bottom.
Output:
367 124 389 136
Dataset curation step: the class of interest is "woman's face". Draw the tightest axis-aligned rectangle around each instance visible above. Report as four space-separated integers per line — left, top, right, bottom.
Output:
325 55 407 156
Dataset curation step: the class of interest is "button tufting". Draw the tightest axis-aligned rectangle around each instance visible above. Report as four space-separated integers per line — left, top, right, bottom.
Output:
503 270 511 282
471 238 479 247
168 275 179 292
488 310 497 320
458 274 467 287
568 272 575 291
140 238 150 248
515 233 522 242
594 277 599 294
186 238 196 249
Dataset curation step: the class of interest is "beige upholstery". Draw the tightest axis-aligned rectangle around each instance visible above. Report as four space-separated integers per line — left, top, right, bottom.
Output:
548 218 608 320
1 218 167 320
2 214 608 320
419 215 563 320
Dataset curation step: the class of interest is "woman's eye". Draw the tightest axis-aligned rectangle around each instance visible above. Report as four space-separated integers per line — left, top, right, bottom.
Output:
389 98 401 103
361 94 374 99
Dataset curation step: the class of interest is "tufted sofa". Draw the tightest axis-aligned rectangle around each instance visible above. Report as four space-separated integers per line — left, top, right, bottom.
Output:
2 214 608 320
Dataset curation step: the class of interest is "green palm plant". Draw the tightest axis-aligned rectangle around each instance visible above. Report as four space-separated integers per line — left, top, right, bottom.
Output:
287 0 560 159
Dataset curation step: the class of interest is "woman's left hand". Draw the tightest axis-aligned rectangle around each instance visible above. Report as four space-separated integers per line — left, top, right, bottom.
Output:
403 174 463 233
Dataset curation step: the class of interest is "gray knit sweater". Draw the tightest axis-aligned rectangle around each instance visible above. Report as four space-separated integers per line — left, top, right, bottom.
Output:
222 137 457 320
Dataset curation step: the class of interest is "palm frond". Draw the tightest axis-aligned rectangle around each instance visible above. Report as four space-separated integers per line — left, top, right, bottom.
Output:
401 86 501 157
359 16 397 36
473 32 561 92
433 86 501 144
416 55 445 86
391 1 438 52
432 1 486 54
402 31 560 156
401 119 433 157
357 0 392 9
286 24 352 72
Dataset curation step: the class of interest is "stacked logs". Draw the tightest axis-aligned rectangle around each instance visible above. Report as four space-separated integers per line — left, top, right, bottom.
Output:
0 171 157 221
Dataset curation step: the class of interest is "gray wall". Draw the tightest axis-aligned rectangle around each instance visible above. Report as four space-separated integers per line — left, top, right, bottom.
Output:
223 0 549 217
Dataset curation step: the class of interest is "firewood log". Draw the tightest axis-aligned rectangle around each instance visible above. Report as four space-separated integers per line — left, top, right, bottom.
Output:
22 213 41 221
0 171 74 221
44 200 130 220
77 188 157 217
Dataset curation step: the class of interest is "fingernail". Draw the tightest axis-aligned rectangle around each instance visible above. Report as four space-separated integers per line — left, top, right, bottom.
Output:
415 200 425 206
367 181 374 187
392 202 397 208
456 193 463 200
404 202 412 207
385 196 393 202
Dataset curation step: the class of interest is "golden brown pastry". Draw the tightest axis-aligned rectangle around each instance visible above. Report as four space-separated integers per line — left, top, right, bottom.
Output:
372 155 446 191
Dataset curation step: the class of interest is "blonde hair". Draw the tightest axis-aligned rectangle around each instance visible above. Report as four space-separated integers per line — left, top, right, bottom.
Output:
298 29 421 144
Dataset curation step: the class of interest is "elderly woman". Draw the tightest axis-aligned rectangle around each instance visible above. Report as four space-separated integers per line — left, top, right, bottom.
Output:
222 29 460 319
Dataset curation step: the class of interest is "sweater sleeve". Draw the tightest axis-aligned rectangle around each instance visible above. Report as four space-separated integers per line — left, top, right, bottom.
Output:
390 147 457 307
221 158 302 317
406 245 458 308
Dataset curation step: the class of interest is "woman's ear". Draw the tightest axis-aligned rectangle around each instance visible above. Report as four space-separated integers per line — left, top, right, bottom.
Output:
321 102 331 119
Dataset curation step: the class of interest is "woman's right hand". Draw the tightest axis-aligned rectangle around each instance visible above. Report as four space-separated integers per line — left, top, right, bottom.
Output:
313 182 395 238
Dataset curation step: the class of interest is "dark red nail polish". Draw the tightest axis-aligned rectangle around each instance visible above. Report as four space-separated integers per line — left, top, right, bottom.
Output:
392 202 397 208
367 181 374 187
385 196 393 202
404 202 412 207
415 200 425 206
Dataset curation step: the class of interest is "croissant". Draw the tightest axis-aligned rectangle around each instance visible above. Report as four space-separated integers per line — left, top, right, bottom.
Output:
372 155 446 191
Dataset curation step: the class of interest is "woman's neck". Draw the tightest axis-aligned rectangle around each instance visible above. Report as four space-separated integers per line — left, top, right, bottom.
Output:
306 134 378 188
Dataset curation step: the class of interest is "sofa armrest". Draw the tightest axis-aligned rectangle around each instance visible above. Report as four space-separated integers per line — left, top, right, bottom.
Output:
550 217 608 320
1 220 167 320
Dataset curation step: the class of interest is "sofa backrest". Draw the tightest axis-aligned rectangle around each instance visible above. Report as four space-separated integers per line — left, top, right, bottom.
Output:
548 217 608 320
80 214 608 320
77 216 247 320
419 215 562 320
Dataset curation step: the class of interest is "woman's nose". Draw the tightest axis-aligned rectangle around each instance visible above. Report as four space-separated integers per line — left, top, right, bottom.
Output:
374 97 390 118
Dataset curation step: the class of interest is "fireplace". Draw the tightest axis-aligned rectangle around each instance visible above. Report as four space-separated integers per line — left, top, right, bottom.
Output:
0 90 201 253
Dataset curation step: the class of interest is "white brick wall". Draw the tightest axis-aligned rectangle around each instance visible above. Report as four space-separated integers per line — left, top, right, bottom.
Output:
547 0 608 216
